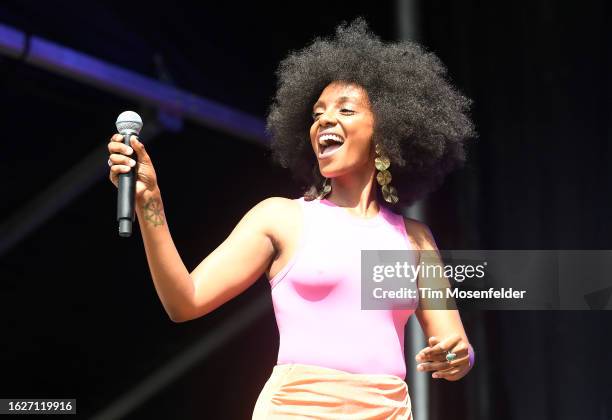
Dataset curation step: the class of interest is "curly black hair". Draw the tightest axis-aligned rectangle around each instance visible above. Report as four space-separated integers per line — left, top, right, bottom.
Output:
266 18 476 208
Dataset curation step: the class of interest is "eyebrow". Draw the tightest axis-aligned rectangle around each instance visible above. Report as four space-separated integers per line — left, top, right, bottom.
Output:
312 96 356 111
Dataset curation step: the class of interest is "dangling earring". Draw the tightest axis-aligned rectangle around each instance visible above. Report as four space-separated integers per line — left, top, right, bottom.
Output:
375 144 399 204
318 177 332 199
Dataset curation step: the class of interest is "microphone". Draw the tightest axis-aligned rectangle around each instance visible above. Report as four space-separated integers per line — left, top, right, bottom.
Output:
115 111 143 237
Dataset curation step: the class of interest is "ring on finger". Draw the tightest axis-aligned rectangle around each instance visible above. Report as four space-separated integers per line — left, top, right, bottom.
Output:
107 158 113 167
445 350 457 362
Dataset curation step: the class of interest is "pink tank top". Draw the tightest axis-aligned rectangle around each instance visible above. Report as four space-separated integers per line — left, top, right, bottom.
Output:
269 197 418 380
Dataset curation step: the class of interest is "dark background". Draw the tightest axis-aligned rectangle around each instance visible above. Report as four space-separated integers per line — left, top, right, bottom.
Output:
1 1 610 419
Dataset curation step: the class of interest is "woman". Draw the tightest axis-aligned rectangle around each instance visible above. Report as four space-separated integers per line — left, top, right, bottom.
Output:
107 18 476 419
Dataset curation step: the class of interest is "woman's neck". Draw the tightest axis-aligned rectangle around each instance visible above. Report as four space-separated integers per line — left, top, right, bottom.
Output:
325 167 379 218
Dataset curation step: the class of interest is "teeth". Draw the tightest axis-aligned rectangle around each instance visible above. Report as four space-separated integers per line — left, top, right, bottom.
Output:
319 134 344 146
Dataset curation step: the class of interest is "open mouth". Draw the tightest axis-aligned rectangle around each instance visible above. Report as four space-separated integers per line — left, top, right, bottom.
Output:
318 133 345 158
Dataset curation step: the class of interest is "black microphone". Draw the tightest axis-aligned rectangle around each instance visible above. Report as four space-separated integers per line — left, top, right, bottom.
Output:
115 111 143 237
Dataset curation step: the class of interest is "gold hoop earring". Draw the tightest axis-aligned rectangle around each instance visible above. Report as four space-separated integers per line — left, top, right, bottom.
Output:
375 144 399 204
318 177 332 199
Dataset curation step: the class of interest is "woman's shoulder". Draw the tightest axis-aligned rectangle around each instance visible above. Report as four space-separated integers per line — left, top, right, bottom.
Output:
253 196 303 213
250 197 304 250
401 216 438 251
248 196 303 226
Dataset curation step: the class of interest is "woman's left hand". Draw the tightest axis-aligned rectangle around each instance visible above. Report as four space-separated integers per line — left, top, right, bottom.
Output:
415 334 474 381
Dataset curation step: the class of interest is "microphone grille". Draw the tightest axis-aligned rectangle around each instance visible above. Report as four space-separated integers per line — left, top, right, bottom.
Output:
116 111 143 134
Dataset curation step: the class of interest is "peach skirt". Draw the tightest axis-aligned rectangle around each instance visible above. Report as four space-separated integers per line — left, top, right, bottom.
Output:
252 363 413 419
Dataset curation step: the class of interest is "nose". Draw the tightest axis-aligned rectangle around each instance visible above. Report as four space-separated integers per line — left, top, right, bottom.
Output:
318 110 337 126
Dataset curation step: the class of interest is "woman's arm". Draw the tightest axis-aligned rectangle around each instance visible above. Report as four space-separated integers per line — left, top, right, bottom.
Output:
404 218 475 380
135 187 195 322
187 197 294 321
136 189 290 322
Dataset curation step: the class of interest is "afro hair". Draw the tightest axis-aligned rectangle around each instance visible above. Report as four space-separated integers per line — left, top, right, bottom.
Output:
266 17 477 207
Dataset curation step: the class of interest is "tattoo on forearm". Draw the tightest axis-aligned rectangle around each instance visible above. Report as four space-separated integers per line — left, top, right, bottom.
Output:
142 197 165 226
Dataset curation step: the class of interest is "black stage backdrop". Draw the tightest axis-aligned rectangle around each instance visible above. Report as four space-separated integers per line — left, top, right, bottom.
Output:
423 2 612 419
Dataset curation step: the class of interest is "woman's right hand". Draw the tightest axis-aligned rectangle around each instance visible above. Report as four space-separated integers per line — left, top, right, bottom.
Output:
107 134 159 200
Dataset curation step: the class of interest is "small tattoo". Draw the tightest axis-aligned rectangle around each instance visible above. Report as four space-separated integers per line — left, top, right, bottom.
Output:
143 197 165 226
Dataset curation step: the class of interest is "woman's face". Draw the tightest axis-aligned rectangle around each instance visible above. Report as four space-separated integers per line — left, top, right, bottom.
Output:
309 82 375 178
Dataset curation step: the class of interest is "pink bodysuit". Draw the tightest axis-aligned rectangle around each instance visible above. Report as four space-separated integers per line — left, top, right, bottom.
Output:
269 197 418 380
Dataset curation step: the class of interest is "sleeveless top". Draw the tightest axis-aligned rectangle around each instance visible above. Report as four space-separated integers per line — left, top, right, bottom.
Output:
269 197 418 380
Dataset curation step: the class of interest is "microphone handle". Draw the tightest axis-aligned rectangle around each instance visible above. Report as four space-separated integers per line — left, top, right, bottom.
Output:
117 131 137 237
